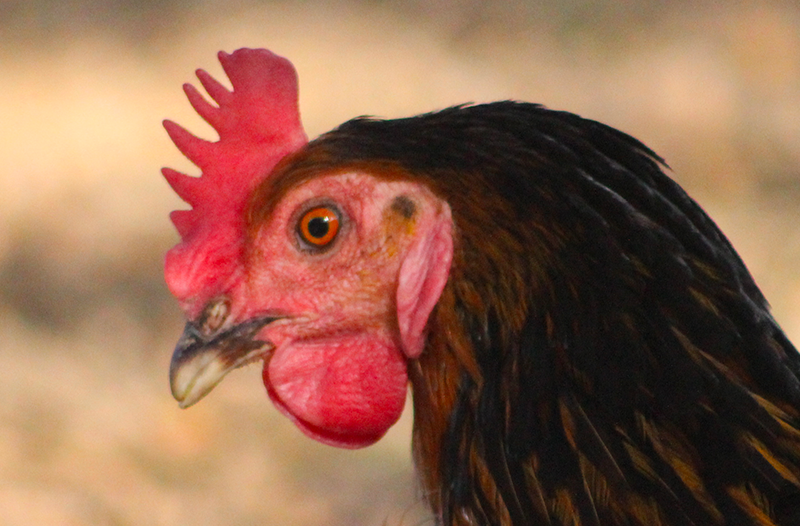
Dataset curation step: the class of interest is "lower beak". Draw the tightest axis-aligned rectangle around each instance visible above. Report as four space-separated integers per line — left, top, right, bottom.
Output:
169 316 279 408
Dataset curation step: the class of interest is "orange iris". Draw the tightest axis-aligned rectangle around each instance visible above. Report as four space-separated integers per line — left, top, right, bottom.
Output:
298 207 340 248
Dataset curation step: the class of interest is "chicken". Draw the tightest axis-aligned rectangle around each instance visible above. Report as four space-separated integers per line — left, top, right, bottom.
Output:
163 48 800 525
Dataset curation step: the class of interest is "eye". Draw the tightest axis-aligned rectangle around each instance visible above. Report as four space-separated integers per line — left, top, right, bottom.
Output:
297 206 341 249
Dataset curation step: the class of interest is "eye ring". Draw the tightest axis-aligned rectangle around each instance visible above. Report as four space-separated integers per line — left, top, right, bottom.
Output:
297 206 341 249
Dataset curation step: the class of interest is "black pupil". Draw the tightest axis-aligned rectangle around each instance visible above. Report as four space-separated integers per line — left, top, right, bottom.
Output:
307 216 330 239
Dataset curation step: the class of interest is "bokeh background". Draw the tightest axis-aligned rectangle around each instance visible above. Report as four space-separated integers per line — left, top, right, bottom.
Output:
1 0 800 524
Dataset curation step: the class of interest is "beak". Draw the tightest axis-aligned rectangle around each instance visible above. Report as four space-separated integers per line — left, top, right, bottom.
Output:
169 315 279 408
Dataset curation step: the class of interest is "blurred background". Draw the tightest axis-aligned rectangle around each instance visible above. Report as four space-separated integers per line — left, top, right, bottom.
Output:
1 0 799 524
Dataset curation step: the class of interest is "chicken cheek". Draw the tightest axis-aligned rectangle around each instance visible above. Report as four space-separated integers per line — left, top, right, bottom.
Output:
264 335 408 448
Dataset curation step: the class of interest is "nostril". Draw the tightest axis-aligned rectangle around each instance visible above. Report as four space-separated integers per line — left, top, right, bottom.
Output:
199 297 231 337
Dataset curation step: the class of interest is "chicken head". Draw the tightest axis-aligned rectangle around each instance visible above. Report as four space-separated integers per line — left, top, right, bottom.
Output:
165 49 453 448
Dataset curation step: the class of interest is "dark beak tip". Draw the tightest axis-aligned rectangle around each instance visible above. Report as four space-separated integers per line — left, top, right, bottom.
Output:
168 315 281 407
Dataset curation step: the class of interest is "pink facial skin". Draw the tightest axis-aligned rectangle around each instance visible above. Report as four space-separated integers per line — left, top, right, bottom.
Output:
234 172 453 448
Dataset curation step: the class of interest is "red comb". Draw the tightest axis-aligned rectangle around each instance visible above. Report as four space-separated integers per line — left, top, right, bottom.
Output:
163 48 307 310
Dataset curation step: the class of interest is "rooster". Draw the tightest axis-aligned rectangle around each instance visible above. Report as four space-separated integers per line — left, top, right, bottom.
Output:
164 48 800 525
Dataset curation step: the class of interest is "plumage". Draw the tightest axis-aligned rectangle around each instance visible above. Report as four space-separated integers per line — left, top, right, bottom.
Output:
164 49 800 525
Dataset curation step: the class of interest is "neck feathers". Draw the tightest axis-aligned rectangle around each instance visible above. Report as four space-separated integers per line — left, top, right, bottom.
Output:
287 102 800 525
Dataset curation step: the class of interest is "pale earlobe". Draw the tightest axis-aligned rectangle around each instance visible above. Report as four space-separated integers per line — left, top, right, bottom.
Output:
396 204 454 359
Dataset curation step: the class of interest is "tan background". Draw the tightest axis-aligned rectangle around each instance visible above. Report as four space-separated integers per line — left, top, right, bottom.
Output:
1 1 800 524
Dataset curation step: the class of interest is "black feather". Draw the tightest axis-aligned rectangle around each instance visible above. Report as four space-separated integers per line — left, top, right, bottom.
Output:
280 102 800 525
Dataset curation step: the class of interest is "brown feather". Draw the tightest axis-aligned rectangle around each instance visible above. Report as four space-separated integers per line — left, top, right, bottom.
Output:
262 102 800 525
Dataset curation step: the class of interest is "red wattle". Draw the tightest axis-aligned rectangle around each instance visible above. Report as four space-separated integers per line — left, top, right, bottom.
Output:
262 335 408 449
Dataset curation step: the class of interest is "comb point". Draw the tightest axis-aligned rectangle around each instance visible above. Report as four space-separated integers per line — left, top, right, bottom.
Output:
163 167 204 206
195 69 232 107
163 120 214 169
183 83 222 130
169 209 198 240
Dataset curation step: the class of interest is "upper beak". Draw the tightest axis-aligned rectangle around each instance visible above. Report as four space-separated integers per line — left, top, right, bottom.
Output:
169 315 279 408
